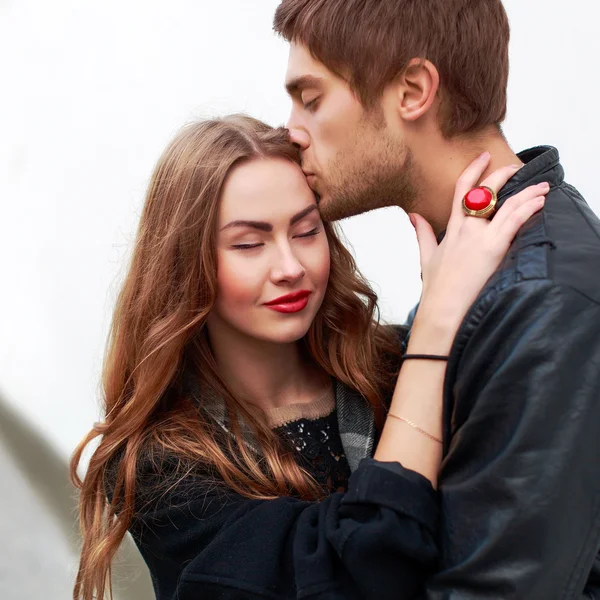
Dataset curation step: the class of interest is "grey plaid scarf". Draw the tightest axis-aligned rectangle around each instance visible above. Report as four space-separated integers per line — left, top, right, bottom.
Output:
184 374 376 472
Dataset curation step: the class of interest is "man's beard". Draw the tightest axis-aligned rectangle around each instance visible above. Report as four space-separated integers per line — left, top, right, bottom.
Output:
317 127 419 223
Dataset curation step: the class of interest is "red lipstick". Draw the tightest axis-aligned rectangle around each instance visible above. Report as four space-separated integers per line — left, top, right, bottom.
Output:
264 290 312 314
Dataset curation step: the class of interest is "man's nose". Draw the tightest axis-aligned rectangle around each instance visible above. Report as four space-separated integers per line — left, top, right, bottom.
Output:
288 127 310 151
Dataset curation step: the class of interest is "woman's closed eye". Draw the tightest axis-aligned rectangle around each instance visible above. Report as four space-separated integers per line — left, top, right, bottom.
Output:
231 228 320 250
231 242 263 250
295 227 320 239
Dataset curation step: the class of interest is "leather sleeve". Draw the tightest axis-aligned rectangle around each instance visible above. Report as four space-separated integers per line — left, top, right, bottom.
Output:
133 459 438 600
425 280 600 599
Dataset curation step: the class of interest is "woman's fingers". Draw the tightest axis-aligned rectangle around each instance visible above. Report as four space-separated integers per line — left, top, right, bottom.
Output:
491 182 549 232
447 152 492 230
410 213 438 272
479 164 522 196
448 159 523 233
493 194 546 247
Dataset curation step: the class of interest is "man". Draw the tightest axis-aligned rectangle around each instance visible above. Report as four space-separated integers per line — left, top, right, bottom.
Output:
274 1 600 598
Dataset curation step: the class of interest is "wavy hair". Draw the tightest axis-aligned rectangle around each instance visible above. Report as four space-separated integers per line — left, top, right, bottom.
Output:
70 114 401 599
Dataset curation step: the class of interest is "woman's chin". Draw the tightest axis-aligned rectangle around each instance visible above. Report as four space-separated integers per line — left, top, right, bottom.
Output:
249 315 314 345
262 324 312 345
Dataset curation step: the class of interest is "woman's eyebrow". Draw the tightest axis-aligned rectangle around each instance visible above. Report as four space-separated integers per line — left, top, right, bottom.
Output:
290 204 318 225
221 204 318 232
220 219 272 232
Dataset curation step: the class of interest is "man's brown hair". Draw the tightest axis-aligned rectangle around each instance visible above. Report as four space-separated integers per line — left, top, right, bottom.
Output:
274 0 510 138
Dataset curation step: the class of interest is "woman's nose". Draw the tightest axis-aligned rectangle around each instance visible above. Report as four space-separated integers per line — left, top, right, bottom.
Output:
271 248 306 285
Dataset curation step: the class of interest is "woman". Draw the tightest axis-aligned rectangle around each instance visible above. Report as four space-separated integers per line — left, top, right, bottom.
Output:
71 115 547 600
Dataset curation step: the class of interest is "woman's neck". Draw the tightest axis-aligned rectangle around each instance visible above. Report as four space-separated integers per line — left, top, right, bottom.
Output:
206 322 329 412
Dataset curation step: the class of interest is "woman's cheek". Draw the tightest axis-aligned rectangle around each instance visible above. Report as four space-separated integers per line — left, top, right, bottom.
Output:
216 253 262 308
308 237 331 292
320 235 331 280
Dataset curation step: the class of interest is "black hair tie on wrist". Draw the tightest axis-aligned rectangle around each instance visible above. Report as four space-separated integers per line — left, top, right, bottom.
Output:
401 354 450 362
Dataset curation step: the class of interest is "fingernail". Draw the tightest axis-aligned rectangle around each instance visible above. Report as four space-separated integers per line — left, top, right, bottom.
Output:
408 213 416 228
479 152 490 160
510 164 521 169
539 181 550 188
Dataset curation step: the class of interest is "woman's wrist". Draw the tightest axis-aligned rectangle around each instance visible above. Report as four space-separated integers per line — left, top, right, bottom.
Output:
408 310 458 355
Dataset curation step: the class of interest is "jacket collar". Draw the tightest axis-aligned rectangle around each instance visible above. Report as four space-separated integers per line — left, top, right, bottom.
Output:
498 145 563 204
437 145 563 243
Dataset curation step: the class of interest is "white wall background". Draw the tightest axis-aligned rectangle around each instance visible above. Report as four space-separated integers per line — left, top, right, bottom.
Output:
0 1 598 597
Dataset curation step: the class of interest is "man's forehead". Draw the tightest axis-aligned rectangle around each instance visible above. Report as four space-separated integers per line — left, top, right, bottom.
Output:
285 42 330 87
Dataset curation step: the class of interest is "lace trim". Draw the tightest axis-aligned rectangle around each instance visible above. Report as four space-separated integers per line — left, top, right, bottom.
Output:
265 386 335 428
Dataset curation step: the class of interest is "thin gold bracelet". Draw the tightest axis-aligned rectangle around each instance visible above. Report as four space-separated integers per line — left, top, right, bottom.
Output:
388 413 443 444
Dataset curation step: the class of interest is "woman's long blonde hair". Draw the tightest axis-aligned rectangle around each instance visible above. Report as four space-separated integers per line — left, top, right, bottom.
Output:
70 114 401 599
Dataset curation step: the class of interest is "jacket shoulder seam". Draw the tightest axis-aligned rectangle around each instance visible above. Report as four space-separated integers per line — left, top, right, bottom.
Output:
558 182 600 246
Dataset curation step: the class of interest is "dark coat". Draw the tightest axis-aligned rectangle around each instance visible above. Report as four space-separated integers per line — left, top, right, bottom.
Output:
124 378 439 600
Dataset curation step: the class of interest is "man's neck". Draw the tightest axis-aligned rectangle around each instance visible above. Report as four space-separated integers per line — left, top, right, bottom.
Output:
206 319 327 412
411 128 522 235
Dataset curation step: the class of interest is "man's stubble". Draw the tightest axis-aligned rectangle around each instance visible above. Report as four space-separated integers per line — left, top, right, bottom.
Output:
316 115 420 223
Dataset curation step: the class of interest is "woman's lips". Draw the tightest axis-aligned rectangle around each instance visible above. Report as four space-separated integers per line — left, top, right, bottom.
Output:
264 291 312 314
267 297 310 313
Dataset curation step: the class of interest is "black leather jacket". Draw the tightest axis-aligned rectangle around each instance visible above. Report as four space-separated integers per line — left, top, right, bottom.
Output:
423 146 600 599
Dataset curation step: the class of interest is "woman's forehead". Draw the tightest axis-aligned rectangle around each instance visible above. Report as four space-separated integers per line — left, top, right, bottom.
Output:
219 157 316 225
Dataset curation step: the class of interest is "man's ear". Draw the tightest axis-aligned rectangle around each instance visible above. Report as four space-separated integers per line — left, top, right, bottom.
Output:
394 58 440 122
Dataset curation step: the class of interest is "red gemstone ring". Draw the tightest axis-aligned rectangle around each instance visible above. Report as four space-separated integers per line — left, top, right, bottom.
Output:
462 186 498 218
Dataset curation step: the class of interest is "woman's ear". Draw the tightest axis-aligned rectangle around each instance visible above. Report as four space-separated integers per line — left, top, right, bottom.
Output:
394 58 440 122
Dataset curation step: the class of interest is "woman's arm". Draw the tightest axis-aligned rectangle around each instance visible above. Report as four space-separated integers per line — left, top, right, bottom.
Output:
376 154 548 486
131 458 438 600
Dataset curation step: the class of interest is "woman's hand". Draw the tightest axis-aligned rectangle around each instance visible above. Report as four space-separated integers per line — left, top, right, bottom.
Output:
410 152 548 353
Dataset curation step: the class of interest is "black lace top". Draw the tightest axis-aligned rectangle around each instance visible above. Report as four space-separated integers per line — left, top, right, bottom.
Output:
267 388 352 493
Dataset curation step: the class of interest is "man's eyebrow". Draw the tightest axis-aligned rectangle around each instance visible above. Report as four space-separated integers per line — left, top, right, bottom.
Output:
221 205 318 232
285 75 324 97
